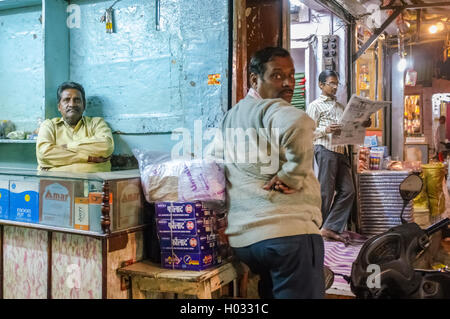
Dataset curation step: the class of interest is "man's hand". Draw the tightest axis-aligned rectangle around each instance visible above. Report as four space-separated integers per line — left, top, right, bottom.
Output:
326 123 342 136
88 156 111 163
362 118 372 128
263 176 296 194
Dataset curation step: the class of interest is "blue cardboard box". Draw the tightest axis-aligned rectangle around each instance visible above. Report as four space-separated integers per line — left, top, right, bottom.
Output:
155 201 212 219
161 250 220 271
156 218 215 235
159 234 217 252
0 180 9 220
9 180 39 223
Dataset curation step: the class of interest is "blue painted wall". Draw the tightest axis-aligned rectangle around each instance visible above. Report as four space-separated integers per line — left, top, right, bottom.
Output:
69 0 228 155
0 5 44 132
0 0 229 168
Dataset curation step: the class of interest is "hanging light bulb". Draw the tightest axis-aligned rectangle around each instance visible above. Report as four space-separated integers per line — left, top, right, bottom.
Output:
429 25 438 34
398 57 408 72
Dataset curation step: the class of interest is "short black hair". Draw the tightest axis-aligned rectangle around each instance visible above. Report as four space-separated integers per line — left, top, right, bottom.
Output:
57 81 86 107
318 70 340 84
249 47 291 78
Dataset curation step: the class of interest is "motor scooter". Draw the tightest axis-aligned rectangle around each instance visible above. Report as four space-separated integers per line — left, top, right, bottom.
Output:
329 174 450 298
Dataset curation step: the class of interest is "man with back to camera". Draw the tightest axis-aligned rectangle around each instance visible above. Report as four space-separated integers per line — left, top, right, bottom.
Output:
206 47 324 299
36 81 114 172
306 70 371 244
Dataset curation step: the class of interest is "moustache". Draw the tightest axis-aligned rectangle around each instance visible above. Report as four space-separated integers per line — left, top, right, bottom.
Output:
281 89 293 95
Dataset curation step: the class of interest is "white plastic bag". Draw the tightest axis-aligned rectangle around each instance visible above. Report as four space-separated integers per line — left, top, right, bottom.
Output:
133 149 226 203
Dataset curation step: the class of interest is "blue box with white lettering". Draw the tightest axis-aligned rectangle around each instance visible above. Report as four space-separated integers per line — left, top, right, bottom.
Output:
0 180 9 220
9 180 39 223
156 218 215 236
161 250 220 271
155 201 212 219
159 234 217 252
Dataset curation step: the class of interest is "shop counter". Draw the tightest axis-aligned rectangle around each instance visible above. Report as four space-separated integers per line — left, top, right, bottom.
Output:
0 168 148 299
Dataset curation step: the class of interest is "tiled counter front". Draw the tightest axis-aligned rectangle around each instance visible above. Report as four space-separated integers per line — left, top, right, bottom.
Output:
3 226 48 298
1 225 146 299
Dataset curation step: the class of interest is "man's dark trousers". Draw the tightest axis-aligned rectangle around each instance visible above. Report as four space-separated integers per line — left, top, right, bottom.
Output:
314 144 355 233
233 234 325 299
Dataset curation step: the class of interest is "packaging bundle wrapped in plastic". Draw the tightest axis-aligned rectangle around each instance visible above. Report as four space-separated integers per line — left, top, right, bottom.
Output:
413 171 429 210
133 149 226 204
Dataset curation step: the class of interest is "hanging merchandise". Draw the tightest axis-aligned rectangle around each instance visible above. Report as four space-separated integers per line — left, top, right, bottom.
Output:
100 0 122 34
405 44 417 86
291 73 306 110
405 69 417 86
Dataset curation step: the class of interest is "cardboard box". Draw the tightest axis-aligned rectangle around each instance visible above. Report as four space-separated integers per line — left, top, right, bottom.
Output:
74 197 89 231
159 234 217 252
161 250 219 271
88 192 113 233
113 178 143 230
156 218 215 236
39 180 74 228
0 179 9 220
9 179 39 223
89 178 143 231
155 202 212 219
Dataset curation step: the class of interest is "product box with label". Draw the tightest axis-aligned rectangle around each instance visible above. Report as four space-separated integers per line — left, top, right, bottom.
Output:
156 218 214 236
161 250 220 271
9 179 39 223
39 180 77 228
74 197 89 231
155 201 212 219
159 234 217 252
113 178 143 230
0 180 9 220
88 192 113 233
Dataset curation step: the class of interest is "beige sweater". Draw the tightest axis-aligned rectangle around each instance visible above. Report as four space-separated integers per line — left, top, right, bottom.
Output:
207 95 322 248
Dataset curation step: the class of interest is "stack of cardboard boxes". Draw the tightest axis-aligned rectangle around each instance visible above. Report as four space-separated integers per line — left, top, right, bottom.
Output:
0 177 143 233
155 201 223 271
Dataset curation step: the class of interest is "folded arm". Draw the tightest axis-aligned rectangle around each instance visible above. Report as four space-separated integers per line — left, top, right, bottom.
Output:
36 121 89 168
264 102 316 191
36 118 114 169
65 119 114 158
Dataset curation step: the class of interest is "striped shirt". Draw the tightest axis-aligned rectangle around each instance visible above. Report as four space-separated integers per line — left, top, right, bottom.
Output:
306 95 347 154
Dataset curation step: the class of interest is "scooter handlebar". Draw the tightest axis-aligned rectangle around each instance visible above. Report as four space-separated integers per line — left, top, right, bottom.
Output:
425 218 450 236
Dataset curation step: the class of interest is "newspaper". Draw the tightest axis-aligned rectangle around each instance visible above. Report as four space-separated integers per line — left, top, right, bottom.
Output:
332 94 391 146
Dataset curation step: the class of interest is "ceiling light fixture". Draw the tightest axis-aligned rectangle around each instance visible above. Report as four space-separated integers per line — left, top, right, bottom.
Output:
429 25 438 34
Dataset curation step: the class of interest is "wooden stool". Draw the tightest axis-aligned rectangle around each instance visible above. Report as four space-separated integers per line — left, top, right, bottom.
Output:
117 259 246 299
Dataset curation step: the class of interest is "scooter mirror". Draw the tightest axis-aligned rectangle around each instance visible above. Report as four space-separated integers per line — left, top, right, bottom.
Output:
399 174 423 202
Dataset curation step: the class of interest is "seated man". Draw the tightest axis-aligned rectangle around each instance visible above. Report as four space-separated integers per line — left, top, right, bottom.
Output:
36 81 114 172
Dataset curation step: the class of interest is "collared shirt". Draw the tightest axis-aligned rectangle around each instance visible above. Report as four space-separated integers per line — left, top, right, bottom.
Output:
36 116 114 172
306 95 347 154
247 88 263 101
